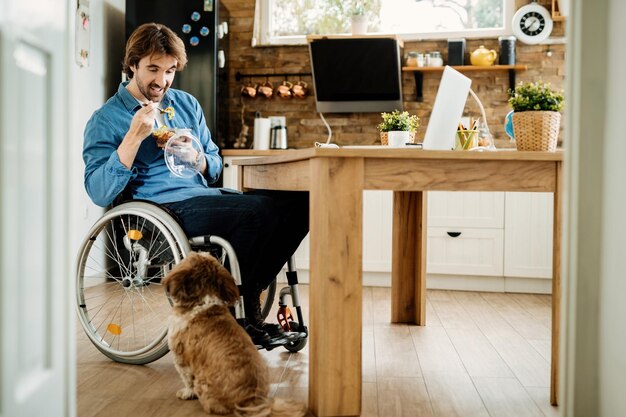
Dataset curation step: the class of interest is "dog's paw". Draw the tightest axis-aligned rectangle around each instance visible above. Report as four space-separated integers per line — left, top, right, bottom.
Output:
176 387 197 400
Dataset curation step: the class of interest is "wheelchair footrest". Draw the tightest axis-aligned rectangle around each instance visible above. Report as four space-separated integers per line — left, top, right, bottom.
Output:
256 331 307 351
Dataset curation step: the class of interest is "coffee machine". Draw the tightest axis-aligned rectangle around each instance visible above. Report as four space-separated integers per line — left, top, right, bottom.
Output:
268 116 288 149
269 125 288 149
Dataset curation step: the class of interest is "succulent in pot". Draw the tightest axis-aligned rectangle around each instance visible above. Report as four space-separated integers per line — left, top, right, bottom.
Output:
508 81 564 151
378 110 419 147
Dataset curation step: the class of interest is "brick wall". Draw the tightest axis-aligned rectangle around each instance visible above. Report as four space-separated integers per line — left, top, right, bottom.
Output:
220 0 565 149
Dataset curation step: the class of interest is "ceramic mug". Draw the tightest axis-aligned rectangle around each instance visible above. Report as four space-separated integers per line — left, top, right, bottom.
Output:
257 81 273 98
291 80 308 98
276 81 293 98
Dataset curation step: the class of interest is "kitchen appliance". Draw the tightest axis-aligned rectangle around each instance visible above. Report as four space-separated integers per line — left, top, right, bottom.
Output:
269 125 288 149
498 36 517 65
447 38 466 66
125 0 230 146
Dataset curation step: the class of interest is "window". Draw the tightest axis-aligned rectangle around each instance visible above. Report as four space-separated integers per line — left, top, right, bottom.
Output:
253 0 515 46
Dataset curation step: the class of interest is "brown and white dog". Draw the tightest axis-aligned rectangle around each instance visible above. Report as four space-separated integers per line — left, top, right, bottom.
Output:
162 251 308 417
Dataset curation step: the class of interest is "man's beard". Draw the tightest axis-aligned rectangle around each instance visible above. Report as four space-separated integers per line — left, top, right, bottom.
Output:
138 79 168 102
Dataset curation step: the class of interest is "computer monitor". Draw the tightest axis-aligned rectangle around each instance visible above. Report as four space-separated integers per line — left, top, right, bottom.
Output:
308 37 403 113
422 66 472 150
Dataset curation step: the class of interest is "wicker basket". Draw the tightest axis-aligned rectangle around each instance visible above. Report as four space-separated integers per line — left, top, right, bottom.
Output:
512 111 561 152
380 131 416 146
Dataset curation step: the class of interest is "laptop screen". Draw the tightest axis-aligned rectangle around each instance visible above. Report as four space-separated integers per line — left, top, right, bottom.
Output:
422 67 472 150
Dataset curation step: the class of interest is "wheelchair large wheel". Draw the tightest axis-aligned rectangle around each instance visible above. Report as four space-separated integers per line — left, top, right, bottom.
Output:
76 203 190 365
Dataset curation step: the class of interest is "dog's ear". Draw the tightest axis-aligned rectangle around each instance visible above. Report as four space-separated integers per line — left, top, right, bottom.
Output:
200 253 240 305
163 252 206 309
214 262 240 305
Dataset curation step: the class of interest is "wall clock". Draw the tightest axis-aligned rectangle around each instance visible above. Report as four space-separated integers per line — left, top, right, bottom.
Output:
512 1 553 44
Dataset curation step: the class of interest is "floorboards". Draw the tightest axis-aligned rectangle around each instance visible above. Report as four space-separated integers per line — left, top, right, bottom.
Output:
77 286 559 417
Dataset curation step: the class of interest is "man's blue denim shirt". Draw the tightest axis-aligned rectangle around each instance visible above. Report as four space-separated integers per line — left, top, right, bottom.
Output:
83 82 223 207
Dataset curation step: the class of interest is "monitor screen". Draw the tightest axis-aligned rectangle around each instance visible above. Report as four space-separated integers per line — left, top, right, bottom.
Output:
308 37 403 113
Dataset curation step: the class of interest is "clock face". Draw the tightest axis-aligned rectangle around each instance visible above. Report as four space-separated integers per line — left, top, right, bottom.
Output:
521 12 545 36
513 3 553 44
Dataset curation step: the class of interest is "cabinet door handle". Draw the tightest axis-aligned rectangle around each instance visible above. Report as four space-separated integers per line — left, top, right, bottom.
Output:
446 231 462 238
224 163 230 167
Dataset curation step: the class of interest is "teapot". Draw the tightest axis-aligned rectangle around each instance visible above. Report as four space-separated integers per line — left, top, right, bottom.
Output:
470 45 498 66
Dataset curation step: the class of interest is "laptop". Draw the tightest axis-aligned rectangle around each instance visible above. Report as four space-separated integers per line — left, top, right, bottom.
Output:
421 66 472 150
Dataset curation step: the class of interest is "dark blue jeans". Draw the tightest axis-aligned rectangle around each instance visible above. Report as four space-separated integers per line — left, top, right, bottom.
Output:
163 190 309 298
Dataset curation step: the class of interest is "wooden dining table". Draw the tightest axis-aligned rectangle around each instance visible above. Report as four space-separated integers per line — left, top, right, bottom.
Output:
234 147 563 417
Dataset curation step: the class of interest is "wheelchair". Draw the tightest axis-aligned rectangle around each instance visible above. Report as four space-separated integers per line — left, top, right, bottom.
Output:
75 200 308 365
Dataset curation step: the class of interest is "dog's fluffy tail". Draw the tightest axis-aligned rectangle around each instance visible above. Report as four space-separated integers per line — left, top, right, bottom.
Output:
234 397 309 417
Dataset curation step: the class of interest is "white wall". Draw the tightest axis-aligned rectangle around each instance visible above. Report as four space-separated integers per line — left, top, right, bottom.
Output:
598 0 626 414
68 0 125 260
67 6 125 408
563 0 626 416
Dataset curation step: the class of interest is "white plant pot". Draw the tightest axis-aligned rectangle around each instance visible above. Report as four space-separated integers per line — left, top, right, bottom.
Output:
387 131 410 147
351 15 368 35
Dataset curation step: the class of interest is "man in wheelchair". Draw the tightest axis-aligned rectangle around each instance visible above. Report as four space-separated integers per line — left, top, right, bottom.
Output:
82 22 309 348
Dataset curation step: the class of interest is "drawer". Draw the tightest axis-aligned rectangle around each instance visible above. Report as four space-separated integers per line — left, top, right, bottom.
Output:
428 191 504 229
427 227 504 276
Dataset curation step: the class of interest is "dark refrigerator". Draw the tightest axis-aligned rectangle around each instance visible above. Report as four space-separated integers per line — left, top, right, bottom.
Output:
125 0 229 147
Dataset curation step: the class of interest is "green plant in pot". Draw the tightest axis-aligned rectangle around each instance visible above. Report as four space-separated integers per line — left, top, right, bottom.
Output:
378 110 419 147
350 0 368 34
508 81 564 151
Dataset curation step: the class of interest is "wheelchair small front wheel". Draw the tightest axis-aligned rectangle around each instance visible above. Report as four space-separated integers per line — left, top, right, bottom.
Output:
283 321 308 353
75 205 186 364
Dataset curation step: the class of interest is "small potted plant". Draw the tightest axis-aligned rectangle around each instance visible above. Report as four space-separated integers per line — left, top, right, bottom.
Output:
378 110 419 146
350 0 368 35
508 81 564 151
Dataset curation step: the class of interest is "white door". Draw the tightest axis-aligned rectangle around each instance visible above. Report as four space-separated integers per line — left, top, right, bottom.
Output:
0 0 72 416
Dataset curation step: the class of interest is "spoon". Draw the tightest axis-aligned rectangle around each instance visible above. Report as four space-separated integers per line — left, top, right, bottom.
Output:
141 103 167 114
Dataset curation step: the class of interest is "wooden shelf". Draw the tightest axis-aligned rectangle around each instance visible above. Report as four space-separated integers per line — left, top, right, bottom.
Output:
402 65 528 102
402 64 528 73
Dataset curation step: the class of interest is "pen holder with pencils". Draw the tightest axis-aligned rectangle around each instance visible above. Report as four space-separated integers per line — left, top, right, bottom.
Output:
455 129 478 150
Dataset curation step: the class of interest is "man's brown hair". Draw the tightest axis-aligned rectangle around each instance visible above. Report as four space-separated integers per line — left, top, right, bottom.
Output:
123 22 187 79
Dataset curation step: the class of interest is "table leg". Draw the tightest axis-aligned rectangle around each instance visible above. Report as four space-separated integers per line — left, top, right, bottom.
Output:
309 157 364 417
391 191 427 325
551 162 562 405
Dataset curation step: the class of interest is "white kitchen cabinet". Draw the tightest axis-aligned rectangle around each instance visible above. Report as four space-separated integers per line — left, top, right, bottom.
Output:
427 227 504 276
504 192 554 279
428 191 504 228
426 191 505 277
222 155 248 190
429 191 554 292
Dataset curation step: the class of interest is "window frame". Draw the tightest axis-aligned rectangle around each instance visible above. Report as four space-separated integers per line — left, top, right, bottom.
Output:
254 0 516 47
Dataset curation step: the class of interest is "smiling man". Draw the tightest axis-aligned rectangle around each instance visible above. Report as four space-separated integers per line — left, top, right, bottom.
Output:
82 23 309 348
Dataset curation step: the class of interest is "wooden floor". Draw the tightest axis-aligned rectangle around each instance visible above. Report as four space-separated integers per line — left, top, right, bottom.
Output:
77 285 559 417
